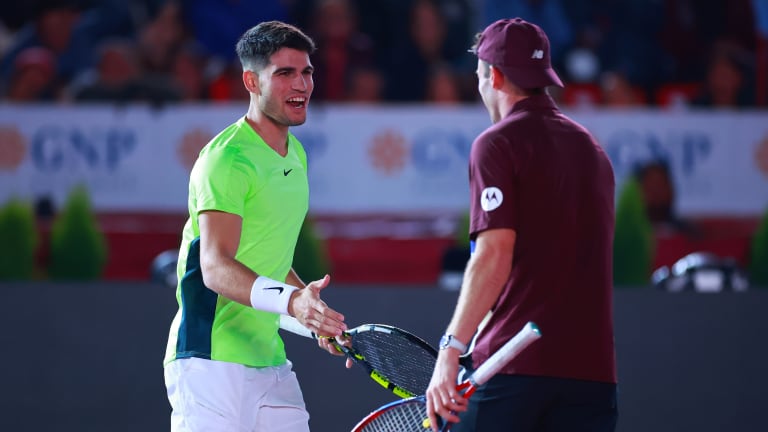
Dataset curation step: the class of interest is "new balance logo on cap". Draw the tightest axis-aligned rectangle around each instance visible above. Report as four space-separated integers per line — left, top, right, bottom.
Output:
475 17 564 88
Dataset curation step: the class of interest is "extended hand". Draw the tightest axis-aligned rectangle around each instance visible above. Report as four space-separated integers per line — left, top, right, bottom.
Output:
288 274 346 338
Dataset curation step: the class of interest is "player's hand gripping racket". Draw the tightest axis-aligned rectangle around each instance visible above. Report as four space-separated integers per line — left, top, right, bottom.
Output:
349 321 541 432
280 315 441 398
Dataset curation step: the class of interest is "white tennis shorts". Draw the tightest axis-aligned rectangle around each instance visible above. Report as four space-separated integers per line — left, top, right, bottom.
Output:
164 357 310 432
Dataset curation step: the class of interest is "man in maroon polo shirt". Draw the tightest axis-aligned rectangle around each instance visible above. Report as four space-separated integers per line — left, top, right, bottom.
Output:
426 18 618 432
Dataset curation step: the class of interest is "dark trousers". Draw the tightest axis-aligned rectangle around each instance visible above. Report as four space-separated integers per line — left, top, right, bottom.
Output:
451 374 618 432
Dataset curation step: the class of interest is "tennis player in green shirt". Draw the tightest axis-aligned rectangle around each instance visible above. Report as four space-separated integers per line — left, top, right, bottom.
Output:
164 21 347 432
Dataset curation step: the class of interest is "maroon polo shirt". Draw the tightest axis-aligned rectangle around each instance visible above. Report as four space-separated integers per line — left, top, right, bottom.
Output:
469 94 617 383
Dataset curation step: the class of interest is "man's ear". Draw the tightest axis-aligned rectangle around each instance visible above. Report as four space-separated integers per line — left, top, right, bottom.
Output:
490 66 505 90
243 70 259 94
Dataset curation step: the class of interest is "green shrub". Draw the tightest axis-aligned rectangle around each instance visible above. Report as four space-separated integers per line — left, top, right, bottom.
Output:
613 177 654 286
292 217 330 282
748 208 768 288
48 185 107 280
455 211 471 249
0 198 38 280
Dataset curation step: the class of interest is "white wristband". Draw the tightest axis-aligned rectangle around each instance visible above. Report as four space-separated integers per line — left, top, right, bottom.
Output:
250 276 299 314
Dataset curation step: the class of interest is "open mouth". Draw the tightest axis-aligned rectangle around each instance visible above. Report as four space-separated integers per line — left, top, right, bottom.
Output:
287 97 307 108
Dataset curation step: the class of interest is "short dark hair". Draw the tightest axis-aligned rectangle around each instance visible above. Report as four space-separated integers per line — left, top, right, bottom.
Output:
235 21 316 71
469 32 483 56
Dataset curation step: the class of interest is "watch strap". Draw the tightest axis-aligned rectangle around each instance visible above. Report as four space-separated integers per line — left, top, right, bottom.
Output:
440 334 468 353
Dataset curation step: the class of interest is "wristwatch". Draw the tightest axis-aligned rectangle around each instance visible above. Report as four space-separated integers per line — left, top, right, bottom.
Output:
439 334 467 354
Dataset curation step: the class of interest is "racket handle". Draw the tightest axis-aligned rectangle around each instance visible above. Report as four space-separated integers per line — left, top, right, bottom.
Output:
469 321 541 387
279 315 316 339
279 316 350 358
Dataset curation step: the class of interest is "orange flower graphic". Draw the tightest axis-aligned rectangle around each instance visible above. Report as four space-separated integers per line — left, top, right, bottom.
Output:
368 129 408 175
0 126 27 171
177 128 213 171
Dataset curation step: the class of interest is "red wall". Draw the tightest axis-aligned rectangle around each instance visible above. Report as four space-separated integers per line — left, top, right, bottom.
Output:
35 213 759 284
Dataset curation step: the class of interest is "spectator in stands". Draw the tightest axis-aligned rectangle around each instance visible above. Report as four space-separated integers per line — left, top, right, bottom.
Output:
558 2 607 88
600 70 645 107
345 65 384 103
71 39 135 101
691 41 756 107
659 0 754 84
0 20 12 58
636 160 676 227
1 1 135 89
719 0 758 53
4 46 59 101
634 159 700 237
306 0 376 102
0 0 762 109
658 0 720 83
383 0 459 102
137 1 186 75
426 63 463 105
434 0 475 69
348 0 472 82
599 0 669 92
170 42 208 101
72 39 180 105
347 0 407 67
1 6 79 86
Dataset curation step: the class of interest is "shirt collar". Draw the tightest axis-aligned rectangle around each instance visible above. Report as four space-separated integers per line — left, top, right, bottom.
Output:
507 94 558 116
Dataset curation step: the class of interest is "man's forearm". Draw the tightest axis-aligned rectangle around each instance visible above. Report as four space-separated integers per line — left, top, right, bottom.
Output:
201 254 258 306
445 245 511 345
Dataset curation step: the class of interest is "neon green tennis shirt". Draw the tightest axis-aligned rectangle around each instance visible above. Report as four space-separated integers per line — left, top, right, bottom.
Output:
165 116 309 367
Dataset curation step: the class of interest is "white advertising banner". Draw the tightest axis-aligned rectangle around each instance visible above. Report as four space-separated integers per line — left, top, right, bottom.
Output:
1 104 767 216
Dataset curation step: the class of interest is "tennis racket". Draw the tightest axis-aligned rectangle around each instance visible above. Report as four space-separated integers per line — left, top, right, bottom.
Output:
280 315 443 398
349 321 541 432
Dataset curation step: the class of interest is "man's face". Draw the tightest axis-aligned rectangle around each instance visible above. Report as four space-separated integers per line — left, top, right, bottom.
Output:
256 47 314 127
476 59 500 123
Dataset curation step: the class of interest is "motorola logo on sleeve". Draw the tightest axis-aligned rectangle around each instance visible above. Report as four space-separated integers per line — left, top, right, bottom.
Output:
481 187 503 211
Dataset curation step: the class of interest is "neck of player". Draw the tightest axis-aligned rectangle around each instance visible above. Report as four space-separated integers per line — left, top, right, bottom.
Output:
245 107 289 156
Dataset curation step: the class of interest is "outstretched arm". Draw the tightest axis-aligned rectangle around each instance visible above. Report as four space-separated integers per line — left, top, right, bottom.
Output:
425 227 516 430
198 210 346 337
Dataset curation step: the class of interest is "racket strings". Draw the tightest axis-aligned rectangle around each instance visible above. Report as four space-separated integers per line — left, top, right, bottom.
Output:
357 400 430 432
353 331 437 396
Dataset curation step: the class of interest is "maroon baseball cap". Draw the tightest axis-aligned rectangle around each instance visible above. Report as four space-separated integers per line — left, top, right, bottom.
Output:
474 18 563 89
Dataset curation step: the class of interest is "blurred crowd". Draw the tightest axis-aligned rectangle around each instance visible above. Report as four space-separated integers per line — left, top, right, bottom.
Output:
1 0 767 108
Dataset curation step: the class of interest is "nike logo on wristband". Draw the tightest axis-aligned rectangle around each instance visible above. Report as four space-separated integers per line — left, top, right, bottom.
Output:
264 286 284 294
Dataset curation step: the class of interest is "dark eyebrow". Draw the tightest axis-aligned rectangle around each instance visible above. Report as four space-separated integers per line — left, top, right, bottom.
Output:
273 65 314 75
273 66 296 75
